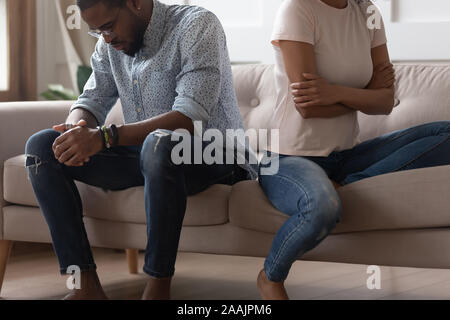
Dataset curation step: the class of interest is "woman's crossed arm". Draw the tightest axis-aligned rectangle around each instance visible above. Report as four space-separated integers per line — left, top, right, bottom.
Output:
280 40 395 118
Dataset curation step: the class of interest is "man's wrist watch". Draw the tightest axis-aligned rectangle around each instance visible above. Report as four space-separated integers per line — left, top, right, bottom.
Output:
109 124 119 147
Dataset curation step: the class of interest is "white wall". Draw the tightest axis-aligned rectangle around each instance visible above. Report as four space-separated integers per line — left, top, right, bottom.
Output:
0 0 8 91
37 0 282 95
161 0 283 64
376 0 450 61
35 0 450 96
190 0 283 63
36 0 73 98
392 0 450 22
162 0 450 64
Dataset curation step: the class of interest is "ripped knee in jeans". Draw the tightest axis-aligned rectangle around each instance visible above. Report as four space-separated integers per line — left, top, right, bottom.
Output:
25 154 45 176
151 129 172 152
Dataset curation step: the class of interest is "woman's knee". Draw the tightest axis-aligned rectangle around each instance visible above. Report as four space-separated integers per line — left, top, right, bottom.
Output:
282 187 342 248
260 174 342 229
290 182 342 237
259 156 336 217
312 189 343 230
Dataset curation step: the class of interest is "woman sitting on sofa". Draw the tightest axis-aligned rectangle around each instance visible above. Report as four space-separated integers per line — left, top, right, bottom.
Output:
257 0 450 299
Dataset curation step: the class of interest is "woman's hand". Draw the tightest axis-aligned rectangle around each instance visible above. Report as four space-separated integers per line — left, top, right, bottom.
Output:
291 73 341 109
366 61 395 90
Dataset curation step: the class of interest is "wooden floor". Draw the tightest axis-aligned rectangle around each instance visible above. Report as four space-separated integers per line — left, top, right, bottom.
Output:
2 243 450 300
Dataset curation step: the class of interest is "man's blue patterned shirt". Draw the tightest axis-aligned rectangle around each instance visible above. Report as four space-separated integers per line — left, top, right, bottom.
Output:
70 0 257 178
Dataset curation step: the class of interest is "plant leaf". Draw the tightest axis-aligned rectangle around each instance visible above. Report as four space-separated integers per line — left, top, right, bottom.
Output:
46 84 78 100
40 91 60 100
77 65 93 94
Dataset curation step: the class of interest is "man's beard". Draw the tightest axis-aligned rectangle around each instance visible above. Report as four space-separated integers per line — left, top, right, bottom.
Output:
124 18 148 57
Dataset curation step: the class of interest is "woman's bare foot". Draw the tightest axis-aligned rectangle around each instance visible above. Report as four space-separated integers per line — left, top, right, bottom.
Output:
62 269 108 300
257 269 289 300
141 276 172 300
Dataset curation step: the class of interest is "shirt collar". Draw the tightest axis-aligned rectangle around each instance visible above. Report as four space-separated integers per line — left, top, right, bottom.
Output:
142 0 168 57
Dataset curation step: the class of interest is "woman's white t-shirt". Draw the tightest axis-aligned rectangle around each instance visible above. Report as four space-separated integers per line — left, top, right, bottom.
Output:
269 0 387 156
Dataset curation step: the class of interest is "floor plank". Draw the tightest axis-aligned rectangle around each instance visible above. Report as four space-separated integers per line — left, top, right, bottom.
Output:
1 246 450 300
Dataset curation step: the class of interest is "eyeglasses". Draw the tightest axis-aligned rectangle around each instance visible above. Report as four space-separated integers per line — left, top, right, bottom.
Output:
88 7 122 39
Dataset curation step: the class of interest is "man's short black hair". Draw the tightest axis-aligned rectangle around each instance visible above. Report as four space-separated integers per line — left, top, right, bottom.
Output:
76 0 126 11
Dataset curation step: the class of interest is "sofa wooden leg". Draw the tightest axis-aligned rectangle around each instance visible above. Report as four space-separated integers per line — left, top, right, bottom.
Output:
0 240 13 295
125 249 138 274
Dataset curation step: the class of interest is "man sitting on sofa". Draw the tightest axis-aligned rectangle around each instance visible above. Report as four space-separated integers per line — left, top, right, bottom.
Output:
24 0 252 300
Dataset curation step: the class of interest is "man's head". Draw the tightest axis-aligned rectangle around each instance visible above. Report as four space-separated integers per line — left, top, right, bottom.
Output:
77 0 152 57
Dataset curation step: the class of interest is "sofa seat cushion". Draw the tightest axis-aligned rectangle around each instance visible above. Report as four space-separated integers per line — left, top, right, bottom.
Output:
357 64 450 143
229 165 450 234
4 154 230 226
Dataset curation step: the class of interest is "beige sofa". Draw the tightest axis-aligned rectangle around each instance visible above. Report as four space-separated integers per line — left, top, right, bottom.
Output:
1 64 450 296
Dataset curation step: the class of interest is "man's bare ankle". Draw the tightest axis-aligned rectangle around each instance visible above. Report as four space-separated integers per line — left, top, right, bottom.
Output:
141 276 172 300
80 270 100 286
62 269 107 299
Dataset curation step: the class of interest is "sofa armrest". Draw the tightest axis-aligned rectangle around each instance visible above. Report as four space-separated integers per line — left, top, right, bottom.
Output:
0 101 73 239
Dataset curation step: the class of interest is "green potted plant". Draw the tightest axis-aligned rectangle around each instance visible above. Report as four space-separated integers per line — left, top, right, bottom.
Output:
40 65 93 100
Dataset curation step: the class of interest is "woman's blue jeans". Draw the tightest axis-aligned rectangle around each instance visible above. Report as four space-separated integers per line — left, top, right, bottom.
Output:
25 128 248 278
258 121 450 282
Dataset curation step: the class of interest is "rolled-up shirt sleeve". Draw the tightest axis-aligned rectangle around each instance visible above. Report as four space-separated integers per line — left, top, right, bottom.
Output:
172 11 226 126
69 38 118 126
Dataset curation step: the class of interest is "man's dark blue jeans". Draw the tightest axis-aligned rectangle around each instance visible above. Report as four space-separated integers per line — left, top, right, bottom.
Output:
25 128 249 278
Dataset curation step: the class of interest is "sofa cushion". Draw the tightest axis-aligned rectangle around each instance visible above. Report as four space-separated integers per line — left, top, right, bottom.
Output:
232 64 276 152
232 64 450 149
229 165 450 234
105 99 125 126
358 64 450 143
3 154 230 226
